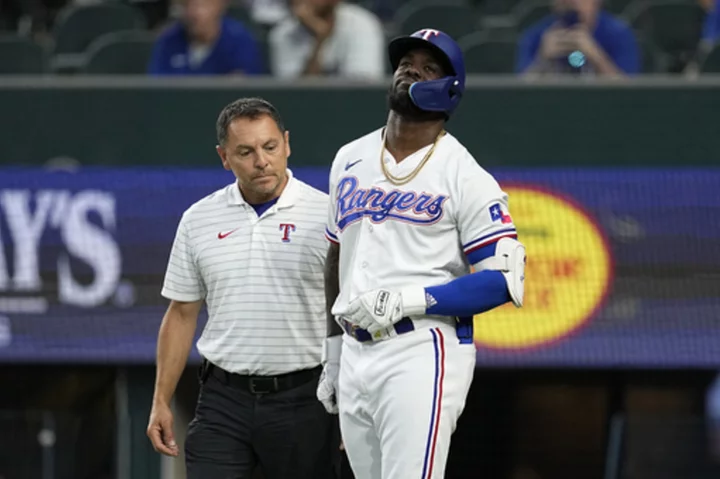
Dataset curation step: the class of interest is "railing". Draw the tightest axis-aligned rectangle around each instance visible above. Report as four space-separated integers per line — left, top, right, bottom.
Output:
1 73 720 88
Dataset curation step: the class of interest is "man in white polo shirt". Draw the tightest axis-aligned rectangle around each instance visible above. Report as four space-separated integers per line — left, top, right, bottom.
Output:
146 97 337 478
269 0 385 79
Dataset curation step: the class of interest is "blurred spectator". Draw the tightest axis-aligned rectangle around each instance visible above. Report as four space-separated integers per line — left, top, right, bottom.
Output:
244 0 290 27
516 0 639 77
683 0 716 75
268 0 384 79
701 0 720 43
148 0 263 75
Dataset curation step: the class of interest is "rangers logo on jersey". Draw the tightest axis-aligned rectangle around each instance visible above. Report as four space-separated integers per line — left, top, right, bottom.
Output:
335 176 448 231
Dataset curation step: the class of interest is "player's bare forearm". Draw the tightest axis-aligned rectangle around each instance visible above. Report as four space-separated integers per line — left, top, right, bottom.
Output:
324 243 343 336
153 299 202 406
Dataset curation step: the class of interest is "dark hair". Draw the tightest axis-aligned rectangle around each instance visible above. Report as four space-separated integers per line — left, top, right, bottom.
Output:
216 97 286 146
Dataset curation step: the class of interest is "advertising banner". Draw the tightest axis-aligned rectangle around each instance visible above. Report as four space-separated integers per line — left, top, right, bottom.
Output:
0 167 718 367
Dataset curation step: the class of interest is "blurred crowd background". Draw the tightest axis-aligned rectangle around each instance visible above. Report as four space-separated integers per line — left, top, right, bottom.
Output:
2 0 720 76
0 1 720 479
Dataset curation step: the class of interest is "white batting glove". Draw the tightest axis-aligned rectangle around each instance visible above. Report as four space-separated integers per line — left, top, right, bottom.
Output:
344 286 427 334
316 335 342 414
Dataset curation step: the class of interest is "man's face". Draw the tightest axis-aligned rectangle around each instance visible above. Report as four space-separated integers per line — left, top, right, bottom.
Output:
183 0 225 37
387 47 447 120
216 115 290 203
303 0 340 16
553 0 601 24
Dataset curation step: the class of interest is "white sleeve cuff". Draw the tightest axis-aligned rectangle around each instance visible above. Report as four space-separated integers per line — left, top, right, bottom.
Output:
400 285 428 317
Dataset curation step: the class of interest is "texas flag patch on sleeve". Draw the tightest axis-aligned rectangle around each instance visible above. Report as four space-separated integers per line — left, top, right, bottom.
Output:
489 203 513 224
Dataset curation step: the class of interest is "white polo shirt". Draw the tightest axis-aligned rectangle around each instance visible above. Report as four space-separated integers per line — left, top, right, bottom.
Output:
325 128 518 320
161 170 329 375
268 2 385 79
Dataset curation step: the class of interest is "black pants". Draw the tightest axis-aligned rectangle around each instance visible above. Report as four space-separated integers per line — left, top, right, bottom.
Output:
185 361 339 479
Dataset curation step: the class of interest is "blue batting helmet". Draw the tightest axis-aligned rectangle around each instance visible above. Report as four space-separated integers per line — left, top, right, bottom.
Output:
388 28 466 116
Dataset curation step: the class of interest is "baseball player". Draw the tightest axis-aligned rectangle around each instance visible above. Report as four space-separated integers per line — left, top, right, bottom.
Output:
317 29 526 478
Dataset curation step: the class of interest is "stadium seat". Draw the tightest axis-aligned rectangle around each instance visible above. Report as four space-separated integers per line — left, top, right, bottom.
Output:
226 3 252 25
458 32 518 74
52 3 146 55
393 0 480 41
0 36 46 74
624 0 704 71
82 31 156 75
512 0 552 31
476 0 523 16
635 36 667 73
700 42 720 73
605 0 633 14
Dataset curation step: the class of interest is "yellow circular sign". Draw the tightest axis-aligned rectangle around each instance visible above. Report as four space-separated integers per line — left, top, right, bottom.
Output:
474 185 613 350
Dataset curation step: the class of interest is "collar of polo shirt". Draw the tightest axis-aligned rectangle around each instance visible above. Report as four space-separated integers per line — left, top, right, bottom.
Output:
227 169 300 209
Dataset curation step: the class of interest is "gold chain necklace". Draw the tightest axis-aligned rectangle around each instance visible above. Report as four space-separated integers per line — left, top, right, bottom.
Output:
380 128 445 186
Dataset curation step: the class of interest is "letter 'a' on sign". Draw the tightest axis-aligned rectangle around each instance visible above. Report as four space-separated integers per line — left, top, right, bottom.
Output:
0 189 122 312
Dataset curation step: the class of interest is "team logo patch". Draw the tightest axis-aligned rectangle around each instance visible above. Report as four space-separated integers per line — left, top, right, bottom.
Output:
419 29 441 40
489 203 513 224
279 223 296 242
335 176 448 231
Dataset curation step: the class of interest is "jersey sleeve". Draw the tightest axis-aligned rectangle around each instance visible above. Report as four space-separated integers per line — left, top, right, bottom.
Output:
456 160 518 266
161 214 206 302
325 152 341 245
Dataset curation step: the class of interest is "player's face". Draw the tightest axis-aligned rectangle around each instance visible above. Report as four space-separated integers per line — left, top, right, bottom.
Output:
217 115 290 204
388 48 447 120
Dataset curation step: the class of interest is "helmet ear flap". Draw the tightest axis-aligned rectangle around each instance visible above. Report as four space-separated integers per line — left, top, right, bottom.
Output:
448 79 463 103
409 76 463 114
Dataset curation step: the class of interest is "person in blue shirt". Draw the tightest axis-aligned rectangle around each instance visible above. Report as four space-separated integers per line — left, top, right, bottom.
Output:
148 0 263 76
516 0 640 76
702 0 720 42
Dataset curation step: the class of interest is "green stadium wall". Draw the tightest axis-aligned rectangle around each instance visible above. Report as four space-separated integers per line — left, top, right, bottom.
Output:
2 78 719 168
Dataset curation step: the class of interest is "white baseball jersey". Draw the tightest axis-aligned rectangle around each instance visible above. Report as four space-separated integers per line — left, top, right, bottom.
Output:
326 127 518 319
161 170 328 376
326 127 518 479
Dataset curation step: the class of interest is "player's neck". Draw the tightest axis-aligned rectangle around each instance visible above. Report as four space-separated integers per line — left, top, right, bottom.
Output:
384 112 445 163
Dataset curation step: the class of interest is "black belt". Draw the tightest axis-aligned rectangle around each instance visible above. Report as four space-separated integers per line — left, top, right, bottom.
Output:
340 316 475 344
340 316 415 342
204 360 321 394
